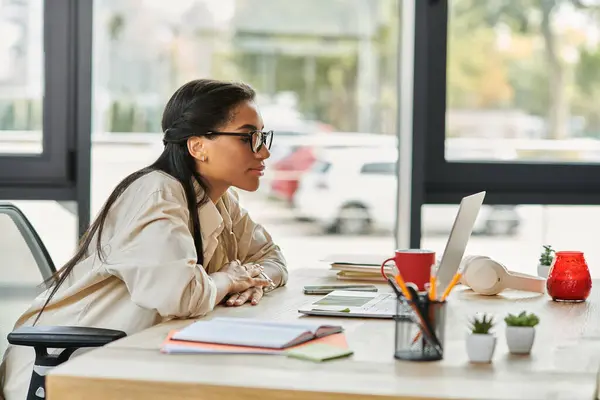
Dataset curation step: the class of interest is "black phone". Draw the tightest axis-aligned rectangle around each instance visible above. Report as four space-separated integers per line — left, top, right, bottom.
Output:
302 284 378 295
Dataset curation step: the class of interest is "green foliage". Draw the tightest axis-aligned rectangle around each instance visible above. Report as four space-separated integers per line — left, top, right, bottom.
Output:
469 313 495 334
504 311 540 327
452 0 537 34
573 48 600 135
95 0 600 137
450 0 600 138
107 13 125 41
227 0 399 133
539 245 555 266
0 99 43 131
576 49 600 97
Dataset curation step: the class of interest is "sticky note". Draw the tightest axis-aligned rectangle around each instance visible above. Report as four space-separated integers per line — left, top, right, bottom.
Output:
285 343 353 362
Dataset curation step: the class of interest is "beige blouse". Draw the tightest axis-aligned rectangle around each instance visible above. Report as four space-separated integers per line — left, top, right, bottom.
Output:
0 170 287 400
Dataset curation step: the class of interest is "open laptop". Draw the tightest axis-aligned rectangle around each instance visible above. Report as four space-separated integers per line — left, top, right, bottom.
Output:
298 191 486 319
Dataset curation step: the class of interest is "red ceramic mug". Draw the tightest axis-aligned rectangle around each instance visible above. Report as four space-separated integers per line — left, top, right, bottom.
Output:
381 249 435 291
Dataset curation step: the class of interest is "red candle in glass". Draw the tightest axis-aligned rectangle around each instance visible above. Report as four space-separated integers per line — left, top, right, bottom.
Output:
546 251 592 302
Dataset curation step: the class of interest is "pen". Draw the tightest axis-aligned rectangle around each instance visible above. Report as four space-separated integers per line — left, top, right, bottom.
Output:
441 273 462 301
429 275 436 301
386 277 404 298
394 274 412 301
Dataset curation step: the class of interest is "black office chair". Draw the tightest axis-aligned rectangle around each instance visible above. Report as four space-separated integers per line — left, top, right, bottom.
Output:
0 203 126 400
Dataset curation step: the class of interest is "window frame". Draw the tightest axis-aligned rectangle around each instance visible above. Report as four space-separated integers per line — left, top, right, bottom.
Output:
0 0 93 236
0 1 71 184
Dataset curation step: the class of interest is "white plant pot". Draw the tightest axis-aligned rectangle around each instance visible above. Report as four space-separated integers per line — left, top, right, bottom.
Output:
506 326 535 355
537 263 551 278
466 334 496 363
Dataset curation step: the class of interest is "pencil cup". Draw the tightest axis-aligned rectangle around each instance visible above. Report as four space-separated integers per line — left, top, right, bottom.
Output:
393 297 446 362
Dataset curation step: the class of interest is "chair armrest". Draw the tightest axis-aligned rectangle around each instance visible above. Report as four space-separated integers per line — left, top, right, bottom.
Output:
8 326 127 399
8 326 126 349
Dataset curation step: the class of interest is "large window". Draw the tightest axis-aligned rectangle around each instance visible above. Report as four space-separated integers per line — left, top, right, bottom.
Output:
0 0 90 187
413 0 600 207
409 1 600 277
0 0 91 350
0 0 43 154
91 0 401 268
447 1 600 164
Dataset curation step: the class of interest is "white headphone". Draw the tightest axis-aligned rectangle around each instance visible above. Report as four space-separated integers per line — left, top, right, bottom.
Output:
460 255 545 296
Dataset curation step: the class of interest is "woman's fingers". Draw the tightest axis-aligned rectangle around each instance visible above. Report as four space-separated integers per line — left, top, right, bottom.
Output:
234 289 252 306
246 263 264 277
226 286 264 307
250 288 263 305
250 278 270 287
226 293 240 306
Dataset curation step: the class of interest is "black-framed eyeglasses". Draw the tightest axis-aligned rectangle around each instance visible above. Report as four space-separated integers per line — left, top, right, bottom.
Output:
206 130 274 153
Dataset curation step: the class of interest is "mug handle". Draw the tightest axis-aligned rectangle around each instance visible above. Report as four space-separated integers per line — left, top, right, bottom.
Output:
380 257 396 280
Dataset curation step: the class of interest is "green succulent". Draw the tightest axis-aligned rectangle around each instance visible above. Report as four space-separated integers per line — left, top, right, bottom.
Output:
504 311 540 327
469 313 495 334
539 245 555 266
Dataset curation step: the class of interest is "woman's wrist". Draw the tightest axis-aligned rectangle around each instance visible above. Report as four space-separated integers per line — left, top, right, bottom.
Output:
211 271 233 290
210 271 233 302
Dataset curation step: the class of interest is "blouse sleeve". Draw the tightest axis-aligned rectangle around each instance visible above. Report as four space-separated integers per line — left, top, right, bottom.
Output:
103 189 217 318
227 190 288 286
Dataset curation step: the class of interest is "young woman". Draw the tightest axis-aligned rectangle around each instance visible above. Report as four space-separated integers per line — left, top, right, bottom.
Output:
0 79 287 400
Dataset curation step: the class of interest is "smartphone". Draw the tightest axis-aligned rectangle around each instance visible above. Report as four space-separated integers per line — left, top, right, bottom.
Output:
302 284 378 295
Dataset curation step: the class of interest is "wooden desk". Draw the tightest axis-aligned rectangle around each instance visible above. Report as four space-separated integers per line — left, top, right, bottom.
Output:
47 268 600 400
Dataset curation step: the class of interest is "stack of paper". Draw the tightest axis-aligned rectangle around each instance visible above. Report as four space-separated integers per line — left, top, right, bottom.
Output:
323 254 393 282
161 317 352 361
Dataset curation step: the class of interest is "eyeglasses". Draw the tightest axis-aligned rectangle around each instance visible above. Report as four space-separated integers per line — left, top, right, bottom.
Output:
206 130 274 153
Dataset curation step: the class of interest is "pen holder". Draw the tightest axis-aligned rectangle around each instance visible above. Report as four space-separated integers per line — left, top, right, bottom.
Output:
393 294 446 362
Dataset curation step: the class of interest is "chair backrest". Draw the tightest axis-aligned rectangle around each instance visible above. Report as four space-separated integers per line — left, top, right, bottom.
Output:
0 202 56 357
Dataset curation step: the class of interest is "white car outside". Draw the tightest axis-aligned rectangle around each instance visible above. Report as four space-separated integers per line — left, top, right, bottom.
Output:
293 147 520 236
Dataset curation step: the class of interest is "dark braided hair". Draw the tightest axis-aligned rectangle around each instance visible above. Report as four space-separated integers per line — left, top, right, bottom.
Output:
34 79 255 324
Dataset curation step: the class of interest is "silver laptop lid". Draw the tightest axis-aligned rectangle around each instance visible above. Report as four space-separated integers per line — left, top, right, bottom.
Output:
434 191 486 297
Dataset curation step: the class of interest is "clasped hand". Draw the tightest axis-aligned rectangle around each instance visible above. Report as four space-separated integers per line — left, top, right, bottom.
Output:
218 260 270 307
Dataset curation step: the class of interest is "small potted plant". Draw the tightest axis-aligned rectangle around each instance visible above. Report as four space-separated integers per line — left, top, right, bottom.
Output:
504 311 540 355
537 245 555 278
466 313 496 363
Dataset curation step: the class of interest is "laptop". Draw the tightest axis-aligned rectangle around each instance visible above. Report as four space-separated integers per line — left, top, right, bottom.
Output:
434 191 486 295
298 191 486 319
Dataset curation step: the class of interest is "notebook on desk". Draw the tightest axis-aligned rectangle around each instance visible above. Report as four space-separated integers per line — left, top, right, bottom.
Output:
323 253 389 267
323 254 394 282
161 330 350 356
335 271 386 282
171 317 343 349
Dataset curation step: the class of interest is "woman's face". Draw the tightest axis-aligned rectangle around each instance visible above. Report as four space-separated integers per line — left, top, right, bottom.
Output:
189 100 271 195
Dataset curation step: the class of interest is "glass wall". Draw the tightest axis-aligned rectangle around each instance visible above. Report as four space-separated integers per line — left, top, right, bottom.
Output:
0 0 75 350
0 0 43 154
417 0 600 279
91 0 401 269
446 0 600 163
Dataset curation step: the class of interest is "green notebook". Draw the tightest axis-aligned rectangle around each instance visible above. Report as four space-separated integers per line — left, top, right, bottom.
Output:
285 343 353 362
